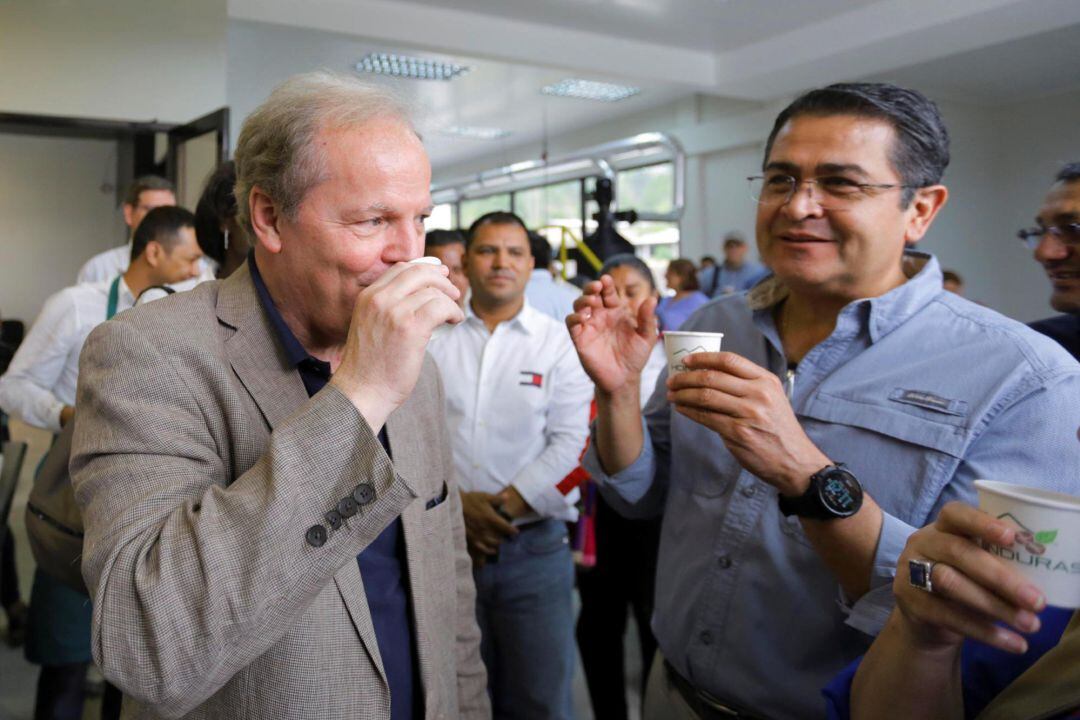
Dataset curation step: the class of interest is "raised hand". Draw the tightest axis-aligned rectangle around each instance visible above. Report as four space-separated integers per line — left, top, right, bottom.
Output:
331 261 464 431
566 275 658 396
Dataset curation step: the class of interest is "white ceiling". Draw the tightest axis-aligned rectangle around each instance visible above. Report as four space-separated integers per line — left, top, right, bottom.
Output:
227 20 691 169
394 0 878 54
226 0 1080 170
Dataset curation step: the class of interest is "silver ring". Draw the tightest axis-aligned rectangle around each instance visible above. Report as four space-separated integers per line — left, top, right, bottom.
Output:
908 558 937 593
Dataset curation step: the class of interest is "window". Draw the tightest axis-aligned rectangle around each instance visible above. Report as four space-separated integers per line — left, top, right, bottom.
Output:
459 194 511 229
425 203 455 231
617 163 674 215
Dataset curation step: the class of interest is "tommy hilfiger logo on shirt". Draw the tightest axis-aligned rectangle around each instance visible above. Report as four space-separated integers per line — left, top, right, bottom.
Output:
519 371 544 388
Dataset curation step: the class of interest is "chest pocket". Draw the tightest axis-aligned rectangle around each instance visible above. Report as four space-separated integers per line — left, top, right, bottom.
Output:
798 390 971 523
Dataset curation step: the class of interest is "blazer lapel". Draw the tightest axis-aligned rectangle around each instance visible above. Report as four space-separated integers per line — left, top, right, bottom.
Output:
217 264 389 688
216 264 307 431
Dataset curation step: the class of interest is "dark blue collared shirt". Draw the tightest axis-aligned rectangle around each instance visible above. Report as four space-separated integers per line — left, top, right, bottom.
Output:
250 256 420 720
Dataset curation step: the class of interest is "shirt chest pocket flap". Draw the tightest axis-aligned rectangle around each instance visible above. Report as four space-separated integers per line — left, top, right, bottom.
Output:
796 389 974 521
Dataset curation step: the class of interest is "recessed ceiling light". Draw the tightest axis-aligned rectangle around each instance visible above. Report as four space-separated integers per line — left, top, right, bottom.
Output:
356 53 470 81
439 125 512 141
541 78 641 102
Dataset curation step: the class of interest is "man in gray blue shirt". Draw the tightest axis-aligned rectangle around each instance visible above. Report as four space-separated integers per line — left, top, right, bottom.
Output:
568 83 1080 720
699 233 770 298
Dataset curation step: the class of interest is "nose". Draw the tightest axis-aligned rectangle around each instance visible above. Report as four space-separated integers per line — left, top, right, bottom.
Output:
782 179 826 220
1033 231 1071 263
386 220 423 263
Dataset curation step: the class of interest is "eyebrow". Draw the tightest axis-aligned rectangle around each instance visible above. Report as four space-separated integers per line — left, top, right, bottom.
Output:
764 161 871 178
1038 212 1080 224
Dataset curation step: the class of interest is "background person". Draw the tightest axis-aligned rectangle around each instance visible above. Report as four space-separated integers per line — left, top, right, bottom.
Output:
194 160 249 280
0 205 200 720
1027 163 1080 358
525 230 579 321
655 258 708 331
75 176 177 284
699 233 770 298
942 268 964 295
428 211 592 720
575 253 664 720
424 228 469 306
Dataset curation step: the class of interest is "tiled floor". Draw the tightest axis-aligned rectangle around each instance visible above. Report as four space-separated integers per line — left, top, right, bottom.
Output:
0 420 643 719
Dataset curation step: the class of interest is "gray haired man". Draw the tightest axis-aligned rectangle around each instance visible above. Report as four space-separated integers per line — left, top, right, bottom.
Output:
70 72 489 719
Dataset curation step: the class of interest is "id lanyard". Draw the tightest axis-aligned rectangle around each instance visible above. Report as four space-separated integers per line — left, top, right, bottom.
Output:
106 276 122 320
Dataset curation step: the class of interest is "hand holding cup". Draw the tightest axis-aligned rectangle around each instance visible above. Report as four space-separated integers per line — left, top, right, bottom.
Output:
331 259 464 431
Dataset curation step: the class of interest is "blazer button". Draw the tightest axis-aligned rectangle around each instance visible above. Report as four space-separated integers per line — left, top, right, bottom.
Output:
352 483 376 506
337 496 359 518
324 509 342 530
305 524 327 548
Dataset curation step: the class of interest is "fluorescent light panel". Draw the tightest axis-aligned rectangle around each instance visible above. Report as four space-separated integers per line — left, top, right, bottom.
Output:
439 125 511 141
541 78 641 102
356 53 470 81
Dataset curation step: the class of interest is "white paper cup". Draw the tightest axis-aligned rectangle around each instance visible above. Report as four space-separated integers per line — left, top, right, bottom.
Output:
409 256 442 266
662 331 724 376
975 480 1080 608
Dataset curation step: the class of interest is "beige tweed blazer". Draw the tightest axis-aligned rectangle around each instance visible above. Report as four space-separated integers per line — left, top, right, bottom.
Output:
70 265 490 719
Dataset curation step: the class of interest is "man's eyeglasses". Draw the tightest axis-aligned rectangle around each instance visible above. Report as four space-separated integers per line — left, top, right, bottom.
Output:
1016 223 1080 250
747 174 917 211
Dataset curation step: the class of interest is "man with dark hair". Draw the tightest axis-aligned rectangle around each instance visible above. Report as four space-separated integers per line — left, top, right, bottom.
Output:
0 204 200 720
429 210 591 719
76 175 178 284
941 268 964 295
699 233 770 297
525 230 579 321
1026 163 1080 358
568 82 1080 718
424 229 469 306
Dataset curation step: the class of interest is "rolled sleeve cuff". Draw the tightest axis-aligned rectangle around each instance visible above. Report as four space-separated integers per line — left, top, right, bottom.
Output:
842 512 916 636
580 416 655 505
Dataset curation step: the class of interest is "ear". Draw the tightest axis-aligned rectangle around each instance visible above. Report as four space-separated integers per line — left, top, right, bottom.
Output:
144 240 163 268
249 186 284 254
122 203 136 229
903 185 948 246
528 254 536 272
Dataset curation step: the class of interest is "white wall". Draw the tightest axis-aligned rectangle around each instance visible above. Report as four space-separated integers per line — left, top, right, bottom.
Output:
0 134 124 323
0 0 226 123
436 88 1080 322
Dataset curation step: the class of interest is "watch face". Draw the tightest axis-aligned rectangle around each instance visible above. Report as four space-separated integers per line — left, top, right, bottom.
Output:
819 472 861 517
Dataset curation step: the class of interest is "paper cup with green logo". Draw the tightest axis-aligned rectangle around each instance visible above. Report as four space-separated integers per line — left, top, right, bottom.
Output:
662 331 724 377
974 480 1080 608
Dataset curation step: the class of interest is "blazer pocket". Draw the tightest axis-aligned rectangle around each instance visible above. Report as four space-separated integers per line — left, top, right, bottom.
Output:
425 481 449 511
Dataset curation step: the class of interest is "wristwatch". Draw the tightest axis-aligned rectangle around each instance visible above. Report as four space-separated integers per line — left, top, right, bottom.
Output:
778 464 863 520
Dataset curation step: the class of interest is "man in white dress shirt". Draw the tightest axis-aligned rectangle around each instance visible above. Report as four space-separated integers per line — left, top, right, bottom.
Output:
2 206 202 431
427 210 592 719
76 176 177 284
525 230 579 321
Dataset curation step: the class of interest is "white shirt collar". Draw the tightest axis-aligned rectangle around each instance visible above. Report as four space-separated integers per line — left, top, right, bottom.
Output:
465 298 539 335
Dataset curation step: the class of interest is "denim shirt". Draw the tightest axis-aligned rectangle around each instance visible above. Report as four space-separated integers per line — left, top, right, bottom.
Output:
583 251 1080 720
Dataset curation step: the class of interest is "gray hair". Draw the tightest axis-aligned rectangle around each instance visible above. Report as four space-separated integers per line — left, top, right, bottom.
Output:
234 71 415 235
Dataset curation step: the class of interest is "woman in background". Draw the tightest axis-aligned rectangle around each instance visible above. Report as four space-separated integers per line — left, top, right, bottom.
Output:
194 161 248 279
656 258 709 331
576 254 665 720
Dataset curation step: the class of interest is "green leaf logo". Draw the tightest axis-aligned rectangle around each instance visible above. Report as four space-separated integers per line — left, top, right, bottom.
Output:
1035 530 1058 545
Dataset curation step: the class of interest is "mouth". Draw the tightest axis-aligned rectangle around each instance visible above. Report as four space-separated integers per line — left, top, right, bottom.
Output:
777 233 833 244
1046 270 1080 283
